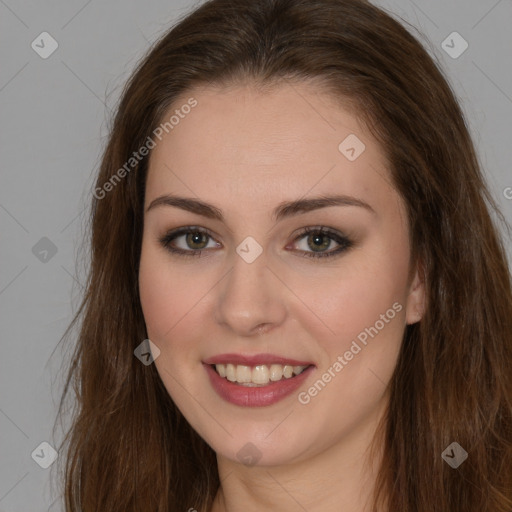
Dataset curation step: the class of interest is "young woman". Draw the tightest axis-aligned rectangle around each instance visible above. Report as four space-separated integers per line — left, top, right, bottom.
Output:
55 0 512 510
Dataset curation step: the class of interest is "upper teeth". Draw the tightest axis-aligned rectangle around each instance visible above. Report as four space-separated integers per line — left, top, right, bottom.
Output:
215 363 307 386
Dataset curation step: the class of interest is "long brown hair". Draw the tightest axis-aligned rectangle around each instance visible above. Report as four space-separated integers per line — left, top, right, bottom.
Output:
53 0 512 510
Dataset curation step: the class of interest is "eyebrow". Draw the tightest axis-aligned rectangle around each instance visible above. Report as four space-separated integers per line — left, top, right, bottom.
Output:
145 193 376 221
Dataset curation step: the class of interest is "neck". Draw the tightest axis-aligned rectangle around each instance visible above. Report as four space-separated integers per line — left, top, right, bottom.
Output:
210 398 387 512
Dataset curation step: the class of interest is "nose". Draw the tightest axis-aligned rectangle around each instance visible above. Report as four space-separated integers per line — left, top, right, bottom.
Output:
214 248 287 337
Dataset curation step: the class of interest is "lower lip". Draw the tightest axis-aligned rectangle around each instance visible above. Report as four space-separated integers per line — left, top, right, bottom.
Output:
204 363 314 407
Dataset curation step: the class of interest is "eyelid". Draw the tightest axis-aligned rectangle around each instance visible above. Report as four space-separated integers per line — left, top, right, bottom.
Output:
290 226 352 258
158 225 353 259
158 225 220 253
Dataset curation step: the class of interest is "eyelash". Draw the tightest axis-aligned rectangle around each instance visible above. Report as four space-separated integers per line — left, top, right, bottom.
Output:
158 226 353 260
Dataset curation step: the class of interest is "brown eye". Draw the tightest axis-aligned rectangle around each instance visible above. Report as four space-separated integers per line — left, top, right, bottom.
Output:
292 227 353 259
305 232 332 252
184 231 209 250
159 227 219 257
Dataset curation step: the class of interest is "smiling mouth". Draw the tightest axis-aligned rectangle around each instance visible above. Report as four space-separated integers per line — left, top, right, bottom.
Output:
212 363 311 386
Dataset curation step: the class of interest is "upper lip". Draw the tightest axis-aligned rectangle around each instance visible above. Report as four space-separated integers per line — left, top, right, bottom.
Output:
203 353 313 367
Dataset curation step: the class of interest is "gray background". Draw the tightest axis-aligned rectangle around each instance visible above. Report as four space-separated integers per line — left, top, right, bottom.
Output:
1 0 511 510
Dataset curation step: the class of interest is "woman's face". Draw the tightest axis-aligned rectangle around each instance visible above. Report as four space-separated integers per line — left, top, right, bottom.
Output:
138 82 424 466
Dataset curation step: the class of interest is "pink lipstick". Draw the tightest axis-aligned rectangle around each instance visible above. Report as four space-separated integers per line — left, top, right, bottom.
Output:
203 353 314 407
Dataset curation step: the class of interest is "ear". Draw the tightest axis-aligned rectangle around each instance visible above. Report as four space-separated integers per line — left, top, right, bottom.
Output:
405 262 426 325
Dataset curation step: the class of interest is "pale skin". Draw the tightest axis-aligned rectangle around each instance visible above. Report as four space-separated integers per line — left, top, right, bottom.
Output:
138 81 425 512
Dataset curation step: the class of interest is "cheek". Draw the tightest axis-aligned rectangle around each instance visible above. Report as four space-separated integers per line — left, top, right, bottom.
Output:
138 250 198 392
138 247 217 351
291 236 410 381
296 256 408 341
138 247 188 341
139 262 170 339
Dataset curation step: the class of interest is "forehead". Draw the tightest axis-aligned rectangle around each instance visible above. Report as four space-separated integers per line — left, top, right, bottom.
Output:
145 82 396 217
